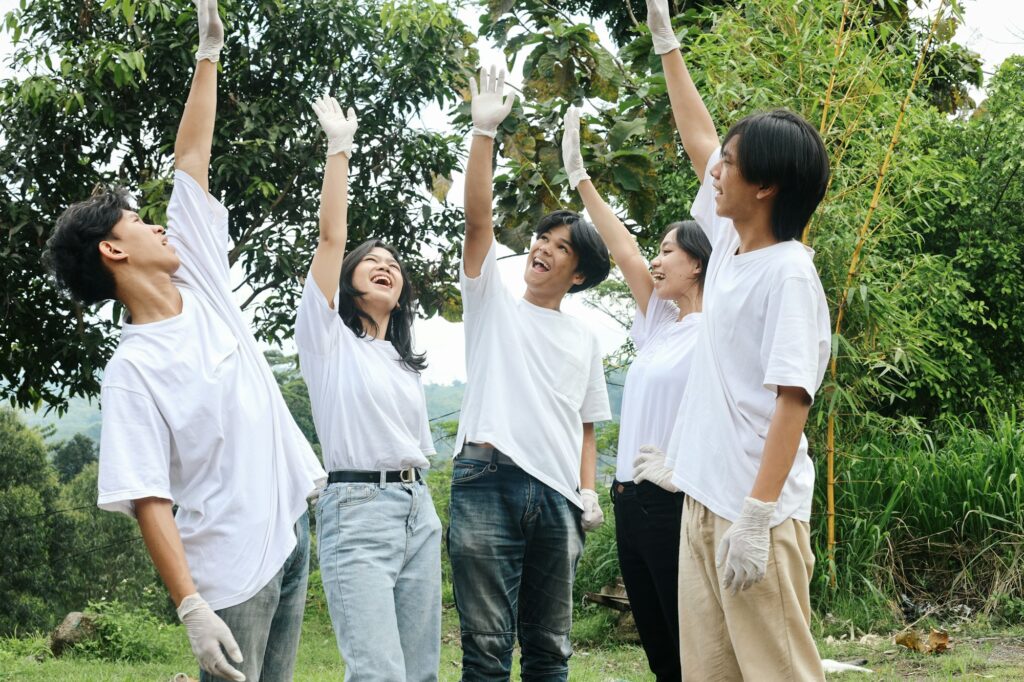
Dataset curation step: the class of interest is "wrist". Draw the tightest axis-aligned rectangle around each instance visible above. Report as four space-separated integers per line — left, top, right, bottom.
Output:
176 592 206 620
472 126 498 139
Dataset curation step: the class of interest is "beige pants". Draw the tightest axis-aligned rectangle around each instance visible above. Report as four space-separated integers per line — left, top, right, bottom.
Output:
678 497 824 681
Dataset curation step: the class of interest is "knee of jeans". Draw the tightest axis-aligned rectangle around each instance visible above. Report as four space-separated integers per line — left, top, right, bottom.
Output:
462 630 515 666
518 621 572 661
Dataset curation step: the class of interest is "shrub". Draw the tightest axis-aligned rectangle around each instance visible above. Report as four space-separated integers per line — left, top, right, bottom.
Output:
70 600 178 662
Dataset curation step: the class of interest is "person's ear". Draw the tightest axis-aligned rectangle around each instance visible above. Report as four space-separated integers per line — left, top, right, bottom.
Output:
572 271 586 287
756 184 778 200
98 240 128 263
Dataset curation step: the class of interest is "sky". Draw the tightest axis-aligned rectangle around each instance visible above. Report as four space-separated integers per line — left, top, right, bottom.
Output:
2 0 1022 386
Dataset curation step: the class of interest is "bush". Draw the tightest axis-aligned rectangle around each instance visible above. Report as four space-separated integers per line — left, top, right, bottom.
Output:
70 600 179 662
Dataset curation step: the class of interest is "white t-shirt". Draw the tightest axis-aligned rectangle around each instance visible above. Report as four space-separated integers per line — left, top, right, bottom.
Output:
616 293 702 482
666 148 831 527
454 241 612 508
295 274 434 471
97 170 327 610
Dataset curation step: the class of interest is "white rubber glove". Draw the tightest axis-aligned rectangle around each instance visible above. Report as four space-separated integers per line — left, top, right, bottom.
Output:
646 0 681 55
468 65 516 138
716 497 777 595
580 488 604 532
177 593 246 681
632 445 680 492
561 107 590 190
194 0 224 64
312 92 358 158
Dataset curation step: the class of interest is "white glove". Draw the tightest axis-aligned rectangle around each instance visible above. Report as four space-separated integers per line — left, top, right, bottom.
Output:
312 93 358 158
561 107 590 190
468 65 516 138
715 497 777 595
632 445 679 492
194 0 224 64
646 0 681 55
580 488 604 532
177 593 246 681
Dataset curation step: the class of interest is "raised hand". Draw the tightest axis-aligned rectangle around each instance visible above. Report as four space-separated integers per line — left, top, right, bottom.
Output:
312 93 358 158
194 0 224 64
561 107 591 190
646 0 680 55
468 65 516 138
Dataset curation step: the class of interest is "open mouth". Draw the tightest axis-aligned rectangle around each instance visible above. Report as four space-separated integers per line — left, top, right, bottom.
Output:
652 272 665 282
531 257 550 273
370 273 393 289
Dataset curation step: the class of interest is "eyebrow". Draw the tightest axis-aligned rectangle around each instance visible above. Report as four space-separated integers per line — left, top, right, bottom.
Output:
364 253 399 266
554 237 573 249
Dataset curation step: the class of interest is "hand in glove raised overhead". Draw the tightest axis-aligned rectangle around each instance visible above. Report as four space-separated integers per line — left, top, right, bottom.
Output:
646 0 681 55
312 92 358 158
469 65 516 138
177 593 246 681
561 107 591 190
632 445 679 492
580 488 605 531
716 496 777 595
194 0 224 63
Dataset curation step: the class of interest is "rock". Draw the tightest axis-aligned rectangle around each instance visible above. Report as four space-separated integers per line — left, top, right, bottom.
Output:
50 611 98 657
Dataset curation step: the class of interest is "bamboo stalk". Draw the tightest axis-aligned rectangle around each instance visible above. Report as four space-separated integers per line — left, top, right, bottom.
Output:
825 1 948 588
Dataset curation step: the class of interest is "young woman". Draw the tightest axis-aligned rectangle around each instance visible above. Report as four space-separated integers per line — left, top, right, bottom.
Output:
294 93 441 681
561 106 711 682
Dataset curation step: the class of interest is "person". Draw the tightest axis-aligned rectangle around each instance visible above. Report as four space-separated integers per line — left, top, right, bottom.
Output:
560 106 711 682
447 66 613 681
294 92 442 681
43 2 327 680
644 1 832 679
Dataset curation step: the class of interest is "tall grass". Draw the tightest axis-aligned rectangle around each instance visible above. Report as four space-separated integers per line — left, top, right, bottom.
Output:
814 407 1024 622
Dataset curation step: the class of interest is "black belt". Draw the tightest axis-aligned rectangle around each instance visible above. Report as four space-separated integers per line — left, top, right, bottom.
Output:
456 444 518 467
327 468 421 484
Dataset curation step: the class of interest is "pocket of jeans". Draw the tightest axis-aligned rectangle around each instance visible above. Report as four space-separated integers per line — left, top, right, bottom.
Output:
451 460 490 485
334 483 380 507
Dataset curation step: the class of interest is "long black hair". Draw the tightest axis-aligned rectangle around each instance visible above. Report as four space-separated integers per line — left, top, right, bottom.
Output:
337 239 427 373
663 220 712 290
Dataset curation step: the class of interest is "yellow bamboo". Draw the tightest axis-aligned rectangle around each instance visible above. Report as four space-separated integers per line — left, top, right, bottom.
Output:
824 1 948 587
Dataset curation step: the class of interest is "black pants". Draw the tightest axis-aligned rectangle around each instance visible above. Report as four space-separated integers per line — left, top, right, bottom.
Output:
612 480 684 682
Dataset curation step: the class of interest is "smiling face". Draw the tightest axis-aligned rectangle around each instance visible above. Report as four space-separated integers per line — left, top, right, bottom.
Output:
100 209 180 276
351 246 403 315
710 135 768 225
650 228 702 301
523 223 585 297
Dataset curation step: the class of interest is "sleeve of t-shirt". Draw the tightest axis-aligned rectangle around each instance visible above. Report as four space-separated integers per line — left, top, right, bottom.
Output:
418 382 437 456
166 170 232 295
761 276 825 403
97 387 173 518
460 240 512 320
690 147 734 246
630 290 678 350
295 271 341 357
580 334 612 423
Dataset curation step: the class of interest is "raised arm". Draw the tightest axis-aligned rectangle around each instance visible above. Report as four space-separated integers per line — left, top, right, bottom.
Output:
561 107 655 314
646 0 720 181
463 66 515 277
309 94 358 303
174 0 224 194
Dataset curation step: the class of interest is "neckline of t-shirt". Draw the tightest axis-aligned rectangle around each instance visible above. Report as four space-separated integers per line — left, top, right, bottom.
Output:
519 296 566 317
674 311 703 327
730 238 806 263
121 287 189 333
354 329 402 358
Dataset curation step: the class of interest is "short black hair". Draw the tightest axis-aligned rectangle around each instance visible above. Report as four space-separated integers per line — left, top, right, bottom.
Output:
722 109 830 242
337 238 427 373
533 210 610 293
664 220 712 290
45 188 132 305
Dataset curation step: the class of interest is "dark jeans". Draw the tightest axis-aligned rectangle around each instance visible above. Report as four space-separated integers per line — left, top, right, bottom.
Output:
447 451 585 682
612 480 684 682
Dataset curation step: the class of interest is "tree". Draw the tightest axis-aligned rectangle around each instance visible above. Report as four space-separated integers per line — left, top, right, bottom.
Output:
1 0 477 411
51 433 99 483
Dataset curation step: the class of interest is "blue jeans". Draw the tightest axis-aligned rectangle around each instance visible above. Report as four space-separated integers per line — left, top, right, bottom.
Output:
316 478 442 681
447 453 585 682
201 511 310 682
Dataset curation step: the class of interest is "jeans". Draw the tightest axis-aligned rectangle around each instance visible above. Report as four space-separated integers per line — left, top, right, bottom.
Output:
315 478 442 682
612 480 683 682
447 452 585 682
201 511 310 682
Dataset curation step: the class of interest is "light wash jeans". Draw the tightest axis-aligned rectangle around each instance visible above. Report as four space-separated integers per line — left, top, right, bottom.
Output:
316 478 442 682
200 511 310 682
447 453 585 682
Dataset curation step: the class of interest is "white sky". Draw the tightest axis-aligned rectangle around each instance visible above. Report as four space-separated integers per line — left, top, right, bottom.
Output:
2 0 1022 386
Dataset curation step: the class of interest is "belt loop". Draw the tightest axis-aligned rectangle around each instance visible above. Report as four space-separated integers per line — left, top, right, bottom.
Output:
488 449 499 472
379 470 387 489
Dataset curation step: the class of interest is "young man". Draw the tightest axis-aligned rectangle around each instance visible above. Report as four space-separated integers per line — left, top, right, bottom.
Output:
447 66 613 681
641 1 832 680
44 3 326 680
